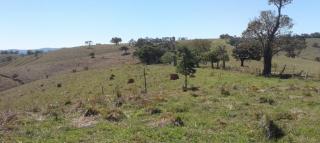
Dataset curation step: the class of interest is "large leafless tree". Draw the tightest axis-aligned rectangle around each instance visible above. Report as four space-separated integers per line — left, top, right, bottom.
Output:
243 0 294 76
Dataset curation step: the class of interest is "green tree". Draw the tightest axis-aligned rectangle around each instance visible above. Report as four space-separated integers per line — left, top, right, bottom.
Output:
204 50 219 69
27 50 34 55
133 45 165 65
232 40 262 67
111 37 122 46
211 40 230 69
128 39 136 47
275 35 307 58
243 0 294 76
34 50 43 57
161 52 175 64
176 46 197 90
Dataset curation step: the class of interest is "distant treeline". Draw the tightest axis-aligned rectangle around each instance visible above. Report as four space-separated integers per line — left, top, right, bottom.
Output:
297 32 320 38
0 50 43 56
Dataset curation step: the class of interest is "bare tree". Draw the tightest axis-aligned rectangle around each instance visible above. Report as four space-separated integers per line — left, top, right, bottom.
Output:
243 0 293 76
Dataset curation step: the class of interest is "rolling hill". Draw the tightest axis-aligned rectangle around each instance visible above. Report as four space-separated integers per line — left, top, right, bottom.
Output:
0 39 320 142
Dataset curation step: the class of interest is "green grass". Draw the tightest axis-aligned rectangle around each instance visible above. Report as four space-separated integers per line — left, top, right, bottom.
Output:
1 64 320 142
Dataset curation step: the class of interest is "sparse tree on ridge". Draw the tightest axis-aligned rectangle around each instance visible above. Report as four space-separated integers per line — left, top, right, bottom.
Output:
111 37 122 46
85 41 93 49
243 0 294 76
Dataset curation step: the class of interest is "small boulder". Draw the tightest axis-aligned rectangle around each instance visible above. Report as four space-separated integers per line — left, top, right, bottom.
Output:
170 74 179 80
127 79 135 84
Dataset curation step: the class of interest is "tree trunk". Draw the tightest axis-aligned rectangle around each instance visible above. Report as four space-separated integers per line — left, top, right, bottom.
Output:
222 60 226 69
211 61 214 69
240 59 245 67
173 55 177 66
263 46 272 76
143 67 147 93
217 62 220 69
184 74 188 89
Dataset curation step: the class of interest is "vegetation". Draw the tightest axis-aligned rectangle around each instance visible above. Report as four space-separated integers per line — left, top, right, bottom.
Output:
1 0 320 142
110 37 122 46
1 64 320 142
119 46 129 55
243 0 294 76
176 46 197 90
232 40 262 67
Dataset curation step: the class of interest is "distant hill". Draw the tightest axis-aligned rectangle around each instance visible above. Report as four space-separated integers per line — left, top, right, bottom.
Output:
299 38 320 61
0 44 136 92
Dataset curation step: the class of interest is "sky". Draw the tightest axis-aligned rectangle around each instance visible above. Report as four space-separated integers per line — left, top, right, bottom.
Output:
0 0 319 50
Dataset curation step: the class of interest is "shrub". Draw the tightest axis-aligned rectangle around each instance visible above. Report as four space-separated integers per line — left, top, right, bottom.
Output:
84 108 99 117
89 52 95 58
172 117 184 127
104 109 126 122
260 115 285 140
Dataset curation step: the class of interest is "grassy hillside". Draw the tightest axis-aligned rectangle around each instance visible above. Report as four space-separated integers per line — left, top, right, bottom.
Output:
299 38 320 60
1 64 319 142
0 44 136 92
209 39 320 79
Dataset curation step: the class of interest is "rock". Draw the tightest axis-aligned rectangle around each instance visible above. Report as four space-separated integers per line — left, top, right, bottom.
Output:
127 79 135 84
57 83 62 88
64 100 72 105
170 74 179 80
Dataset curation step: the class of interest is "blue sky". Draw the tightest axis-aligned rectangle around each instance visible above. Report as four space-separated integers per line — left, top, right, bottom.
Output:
0 0 319 50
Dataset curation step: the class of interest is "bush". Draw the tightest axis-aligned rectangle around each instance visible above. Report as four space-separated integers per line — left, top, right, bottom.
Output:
104 109 126 122
161 52 175 64
89 52 95 58
133 46 165 64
